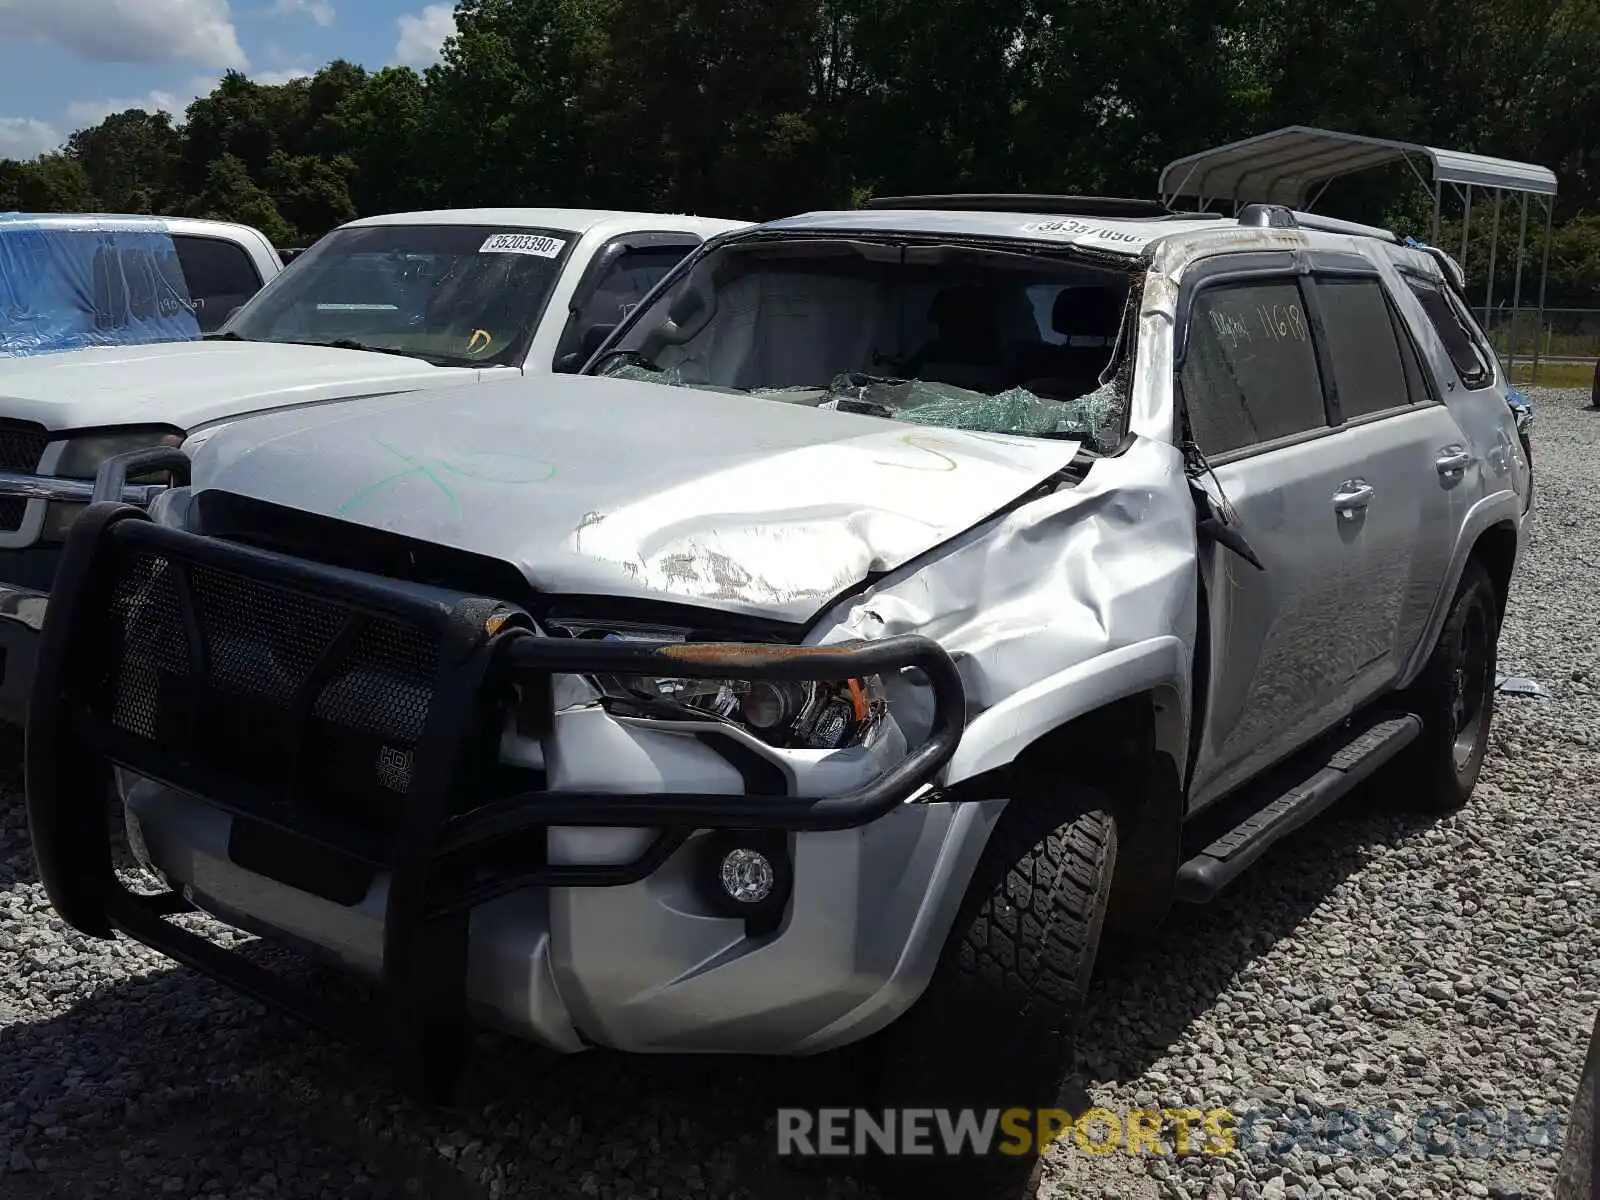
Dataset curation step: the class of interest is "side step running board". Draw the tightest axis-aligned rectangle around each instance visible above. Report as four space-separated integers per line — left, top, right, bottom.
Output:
1175 713 1423 903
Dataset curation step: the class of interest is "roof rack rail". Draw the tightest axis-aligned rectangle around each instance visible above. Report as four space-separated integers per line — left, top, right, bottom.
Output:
861 194 1217 220
1235 203 1402 243
1291 211 1400 243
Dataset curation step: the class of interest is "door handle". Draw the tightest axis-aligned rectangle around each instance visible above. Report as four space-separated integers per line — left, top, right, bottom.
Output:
1436 446 1473 476
1332 480 1374 518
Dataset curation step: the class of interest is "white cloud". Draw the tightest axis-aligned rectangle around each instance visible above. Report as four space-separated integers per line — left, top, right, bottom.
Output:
0 117 62 160
62 76 219 131
271 0 333 27
65 91 184 128
394 4 455 68
251 67 312 85
0 0 246 69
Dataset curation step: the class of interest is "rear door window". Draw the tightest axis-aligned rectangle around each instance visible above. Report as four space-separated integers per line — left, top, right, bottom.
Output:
1314 276 1415 419
1180 279 1328 457
172 235 264 332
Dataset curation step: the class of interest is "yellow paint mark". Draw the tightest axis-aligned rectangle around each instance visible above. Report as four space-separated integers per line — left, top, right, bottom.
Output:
872 432 960 472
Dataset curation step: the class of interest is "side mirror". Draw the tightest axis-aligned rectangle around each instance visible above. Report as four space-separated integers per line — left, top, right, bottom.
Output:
581 322 617 358
556 323 619 373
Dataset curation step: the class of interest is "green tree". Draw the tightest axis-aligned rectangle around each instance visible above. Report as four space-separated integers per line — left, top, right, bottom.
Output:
0 154 95 211
187 152 298 245
264 151 357 241
585 0 821 215
326 67 436 215
422 0 614 207
66 109 182 213
0 0 1590 299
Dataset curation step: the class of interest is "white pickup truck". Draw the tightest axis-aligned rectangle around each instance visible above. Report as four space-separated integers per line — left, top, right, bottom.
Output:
0 213 283 350
0 207 750 722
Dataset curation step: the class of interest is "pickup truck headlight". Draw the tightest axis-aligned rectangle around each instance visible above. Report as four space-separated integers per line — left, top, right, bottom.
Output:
41 427 185 542
547 620 889 750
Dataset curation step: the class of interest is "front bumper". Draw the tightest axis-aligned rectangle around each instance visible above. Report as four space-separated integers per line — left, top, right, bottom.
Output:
0 448 186 724
0 578 48 725
26 502 974 1096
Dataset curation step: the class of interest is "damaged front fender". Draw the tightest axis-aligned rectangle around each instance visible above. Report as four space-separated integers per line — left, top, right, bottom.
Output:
807 434 1198 787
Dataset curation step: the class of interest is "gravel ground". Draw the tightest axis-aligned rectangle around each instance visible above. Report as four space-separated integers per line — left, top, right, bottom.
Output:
1 388 1595 1200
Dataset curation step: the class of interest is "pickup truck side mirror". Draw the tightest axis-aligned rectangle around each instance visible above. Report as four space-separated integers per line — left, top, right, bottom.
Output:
582 322 617 357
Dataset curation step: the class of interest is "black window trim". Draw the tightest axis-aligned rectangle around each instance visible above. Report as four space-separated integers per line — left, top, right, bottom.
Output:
1302 261 1440 427
1379 278 1445 411
551 231 706 370
1173 251 1339 466
1395 266 1497 391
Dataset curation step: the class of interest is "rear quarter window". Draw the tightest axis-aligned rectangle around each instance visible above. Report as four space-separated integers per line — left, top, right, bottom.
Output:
1402 275 1494 388
172 235 264 333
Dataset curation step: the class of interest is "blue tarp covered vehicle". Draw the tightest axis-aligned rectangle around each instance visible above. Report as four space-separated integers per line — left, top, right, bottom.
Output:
0 214 201 357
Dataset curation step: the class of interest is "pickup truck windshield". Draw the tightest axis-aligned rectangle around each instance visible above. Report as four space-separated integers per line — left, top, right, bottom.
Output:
593 238 1132 452
225 223 575 368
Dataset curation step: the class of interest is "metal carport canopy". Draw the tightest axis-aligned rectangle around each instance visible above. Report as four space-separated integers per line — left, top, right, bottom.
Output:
1159 125 1557 207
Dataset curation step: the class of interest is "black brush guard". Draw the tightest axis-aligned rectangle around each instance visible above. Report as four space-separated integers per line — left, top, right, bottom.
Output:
24 499 965 1098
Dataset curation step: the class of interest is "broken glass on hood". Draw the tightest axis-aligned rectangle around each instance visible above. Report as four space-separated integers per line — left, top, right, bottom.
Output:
812 373 1122 444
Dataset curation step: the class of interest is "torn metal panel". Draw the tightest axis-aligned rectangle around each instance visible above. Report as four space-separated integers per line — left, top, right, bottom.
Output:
807 435 1197 767
184 373 1082 624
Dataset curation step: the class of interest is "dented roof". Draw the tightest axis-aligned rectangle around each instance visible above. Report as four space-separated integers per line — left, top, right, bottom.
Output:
758 207 1226 258
754 203 1411 263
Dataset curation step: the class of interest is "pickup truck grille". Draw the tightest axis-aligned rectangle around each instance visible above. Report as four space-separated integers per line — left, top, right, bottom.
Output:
98 548 441 840
0 421 50 532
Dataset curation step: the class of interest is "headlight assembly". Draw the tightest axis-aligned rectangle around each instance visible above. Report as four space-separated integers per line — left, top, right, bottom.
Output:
546 620 889 750
52 428 186 481
41 427 185 543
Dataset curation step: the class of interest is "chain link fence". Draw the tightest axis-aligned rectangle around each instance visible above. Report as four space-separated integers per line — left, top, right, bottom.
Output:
1473 306 1600 363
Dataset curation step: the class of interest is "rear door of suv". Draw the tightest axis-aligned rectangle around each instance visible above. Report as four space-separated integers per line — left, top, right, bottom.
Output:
1298 252 1464 697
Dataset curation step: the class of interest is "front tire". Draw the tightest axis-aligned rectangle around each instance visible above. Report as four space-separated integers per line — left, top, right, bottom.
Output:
1394 558 1501 811
869 783 1118 1199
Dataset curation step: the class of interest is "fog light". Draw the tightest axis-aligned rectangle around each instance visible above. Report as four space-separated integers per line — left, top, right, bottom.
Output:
701 832 792 925
719 847 775 904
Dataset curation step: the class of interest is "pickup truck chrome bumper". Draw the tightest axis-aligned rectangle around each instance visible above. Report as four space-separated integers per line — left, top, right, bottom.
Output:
26 502 980 1098
0 469 168 507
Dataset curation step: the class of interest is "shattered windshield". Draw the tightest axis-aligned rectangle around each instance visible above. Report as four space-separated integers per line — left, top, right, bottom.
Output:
591 238 1132 452
225 223 575 368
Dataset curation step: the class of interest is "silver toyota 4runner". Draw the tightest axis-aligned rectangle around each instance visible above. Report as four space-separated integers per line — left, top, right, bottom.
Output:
24 196 1529 1198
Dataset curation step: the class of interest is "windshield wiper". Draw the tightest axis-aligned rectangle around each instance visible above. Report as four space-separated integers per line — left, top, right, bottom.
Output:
202 330 244 341
270 337 479 368
322 338 433 359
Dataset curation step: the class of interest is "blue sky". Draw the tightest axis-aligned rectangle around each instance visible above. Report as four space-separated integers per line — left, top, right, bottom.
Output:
0 0 457 160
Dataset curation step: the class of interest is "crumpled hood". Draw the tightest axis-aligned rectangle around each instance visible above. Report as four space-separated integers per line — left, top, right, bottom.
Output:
0 339 492 432
185 374 1082 623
